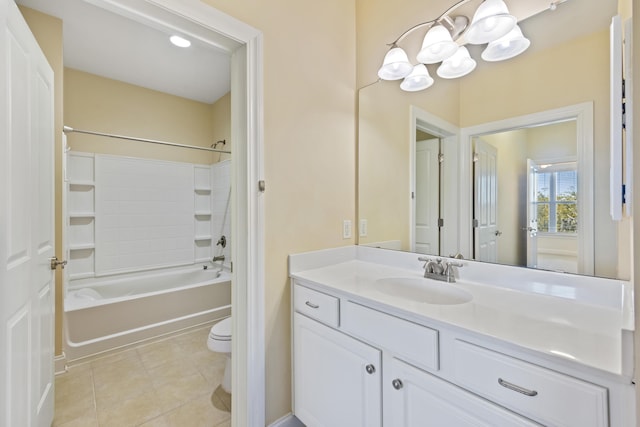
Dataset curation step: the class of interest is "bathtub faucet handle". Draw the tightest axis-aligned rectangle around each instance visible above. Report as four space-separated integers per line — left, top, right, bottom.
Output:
216 235 227 248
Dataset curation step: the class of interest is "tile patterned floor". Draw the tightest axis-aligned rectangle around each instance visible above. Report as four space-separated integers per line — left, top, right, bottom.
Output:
53 324 231 427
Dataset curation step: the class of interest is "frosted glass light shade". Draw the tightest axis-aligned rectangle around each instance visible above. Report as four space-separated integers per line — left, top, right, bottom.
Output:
416 25 458 64
400 64 434 92
465 0 516 45
437 46 477 79
377 47 413 80
481 25 530 61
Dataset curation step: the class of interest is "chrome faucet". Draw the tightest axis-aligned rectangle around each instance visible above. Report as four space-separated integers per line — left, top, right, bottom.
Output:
418 256 464 283
212 255 225 263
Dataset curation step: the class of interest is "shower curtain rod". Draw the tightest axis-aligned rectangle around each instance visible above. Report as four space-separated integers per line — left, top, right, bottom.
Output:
63 126 232 154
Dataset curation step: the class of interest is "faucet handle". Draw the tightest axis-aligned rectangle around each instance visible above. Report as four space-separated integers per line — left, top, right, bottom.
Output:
418 256 431 269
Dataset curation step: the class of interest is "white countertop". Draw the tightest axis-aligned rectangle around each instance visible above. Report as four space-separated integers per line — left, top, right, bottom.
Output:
290 246 634 378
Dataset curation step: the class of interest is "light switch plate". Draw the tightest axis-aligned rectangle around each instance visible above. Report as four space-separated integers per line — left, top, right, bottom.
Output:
343 220 352 239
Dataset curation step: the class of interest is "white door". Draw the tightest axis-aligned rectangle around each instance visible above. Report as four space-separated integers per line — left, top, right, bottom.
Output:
526 159 539 268
474 138 499 262
385 359 539 426
1 1 56 426
293 313 382 427
414 138 440 254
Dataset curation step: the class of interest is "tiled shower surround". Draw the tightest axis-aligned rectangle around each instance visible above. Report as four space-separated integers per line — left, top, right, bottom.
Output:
66 152 231 278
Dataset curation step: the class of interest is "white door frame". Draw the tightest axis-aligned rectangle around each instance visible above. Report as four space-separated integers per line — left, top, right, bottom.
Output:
409 106 459 257
459 102 593 274
69 1 265 425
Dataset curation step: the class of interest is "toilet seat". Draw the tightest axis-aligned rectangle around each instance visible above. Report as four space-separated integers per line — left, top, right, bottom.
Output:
210 316 231 340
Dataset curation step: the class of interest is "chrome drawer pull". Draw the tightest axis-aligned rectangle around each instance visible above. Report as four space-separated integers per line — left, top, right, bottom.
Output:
305 301 319 309
392 379 403 390
365 364 376 374
498 378 538 397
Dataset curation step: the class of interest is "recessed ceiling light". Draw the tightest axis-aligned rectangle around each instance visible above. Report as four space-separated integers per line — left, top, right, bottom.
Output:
170 35 191 48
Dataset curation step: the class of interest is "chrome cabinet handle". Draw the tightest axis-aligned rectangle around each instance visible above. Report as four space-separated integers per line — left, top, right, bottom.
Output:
365 364 376 374
305 301 319 309
392 379 403 390
498 378 538 397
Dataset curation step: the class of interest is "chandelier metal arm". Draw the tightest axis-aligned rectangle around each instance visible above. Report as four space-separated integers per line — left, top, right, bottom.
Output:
389 0 476 46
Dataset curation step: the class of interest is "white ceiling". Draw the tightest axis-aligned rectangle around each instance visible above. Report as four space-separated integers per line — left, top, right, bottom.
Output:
15 0 613 105
16 0 231 104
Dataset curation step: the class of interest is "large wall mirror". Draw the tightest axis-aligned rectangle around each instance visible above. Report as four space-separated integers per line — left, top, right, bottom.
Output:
358 0 629 279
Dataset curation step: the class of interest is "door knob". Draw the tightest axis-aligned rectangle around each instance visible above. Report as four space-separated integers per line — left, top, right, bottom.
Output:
365 364 376 374
392 379 403 390
494 230 502 236
50 257 67 270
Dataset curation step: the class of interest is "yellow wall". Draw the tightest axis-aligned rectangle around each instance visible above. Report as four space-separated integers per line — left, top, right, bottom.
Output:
19 5 65 356
211 92 231 163
64 68 221 165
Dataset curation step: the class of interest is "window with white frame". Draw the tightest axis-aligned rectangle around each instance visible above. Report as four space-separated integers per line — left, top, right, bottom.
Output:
534 161 577 234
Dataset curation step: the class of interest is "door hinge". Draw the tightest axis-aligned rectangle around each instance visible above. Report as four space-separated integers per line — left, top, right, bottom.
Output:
258 180 266 193
50 257 67 270
438 153 444 163
472 219 479 228
411 191 415 199
473 152 479 162
622 79 627 129
438 218 444 227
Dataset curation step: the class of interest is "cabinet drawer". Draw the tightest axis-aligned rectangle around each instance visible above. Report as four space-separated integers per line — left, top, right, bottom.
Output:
453 340 608 427
342 301 439 372
294 284 339 327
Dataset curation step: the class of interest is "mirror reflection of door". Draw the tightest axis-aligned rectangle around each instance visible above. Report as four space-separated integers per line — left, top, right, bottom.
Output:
526 159 539 268
473 138 499 262
472 120 578 272
415 137 440 254
529 159 579 273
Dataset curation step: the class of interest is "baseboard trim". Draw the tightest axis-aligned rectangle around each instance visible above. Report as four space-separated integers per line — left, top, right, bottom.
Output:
54 352 67 375
268 413 304 427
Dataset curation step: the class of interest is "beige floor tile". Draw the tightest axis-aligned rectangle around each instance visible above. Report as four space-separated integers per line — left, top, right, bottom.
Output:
52 413 99 427
214 420 231 427
55 371 94 401
94 370 155 411
90 348 139 369
138 414 171 427
92 353 144 380
194 356 226 386
96 390 163 427
154 373 213 411
52 393 96 426
164 394 231 427
146 357 200 388
137 341 183 370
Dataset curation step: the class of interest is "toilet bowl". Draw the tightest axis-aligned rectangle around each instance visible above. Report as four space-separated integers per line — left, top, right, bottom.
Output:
208 316 232 393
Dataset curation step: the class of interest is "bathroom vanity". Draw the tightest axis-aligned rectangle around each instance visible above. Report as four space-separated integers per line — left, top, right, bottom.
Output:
289 246 635 427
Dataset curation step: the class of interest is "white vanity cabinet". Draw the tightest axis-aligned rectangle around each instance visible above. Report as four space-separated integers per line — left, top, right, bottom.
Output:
293 294 382 427
291 281 614 427
386 358 540 427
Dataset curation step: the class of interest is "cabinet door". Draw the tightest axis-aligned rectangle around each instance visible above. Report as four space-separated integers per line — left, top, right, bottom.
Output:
293 313 382 427
386 359 540 427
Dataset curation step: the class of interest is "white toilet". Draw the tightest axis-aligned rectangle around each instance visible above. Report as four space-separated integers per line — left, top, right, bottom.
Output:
207 316 232 393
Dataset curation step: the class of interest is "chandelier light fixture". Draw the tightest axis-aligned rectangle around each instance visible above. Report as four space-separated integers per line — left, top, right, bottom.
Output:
377 0 561 92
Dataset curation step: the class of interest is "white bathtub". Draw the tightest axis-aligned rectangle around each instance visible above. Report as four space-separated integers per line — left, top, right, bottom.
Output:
64 266 231 362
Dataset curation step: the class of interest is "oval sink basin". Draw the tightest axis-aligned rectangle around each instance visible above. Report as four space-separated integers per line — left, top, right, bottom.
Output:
374 278 473 305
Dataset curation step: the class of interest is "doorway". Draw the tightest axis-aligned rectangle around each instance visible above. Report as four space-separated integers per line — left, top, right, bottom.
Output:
14 0 264 425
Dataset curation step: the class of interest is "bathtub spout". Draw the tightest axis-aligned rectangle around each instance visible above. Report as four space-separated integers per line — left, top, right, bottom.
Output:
212 255 225 263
